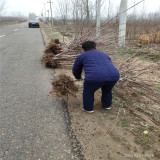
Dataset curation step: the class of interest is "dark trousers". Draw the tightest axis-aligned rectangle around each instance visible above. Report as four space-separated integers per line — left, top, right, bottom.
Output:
83 81 117 111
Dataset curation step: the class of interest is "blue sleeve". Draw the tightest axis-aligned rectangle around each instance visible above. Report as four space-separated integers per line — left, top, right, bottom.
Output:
72 55 83 79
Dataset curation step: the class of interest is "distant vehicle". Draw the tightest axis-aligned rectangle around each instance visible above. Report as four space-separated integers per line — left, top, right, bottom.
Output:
28 20 39 28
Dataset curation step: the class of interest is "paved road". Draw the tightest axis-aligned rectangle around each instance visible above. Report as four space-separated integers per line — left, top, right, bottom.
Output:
0 23 82 160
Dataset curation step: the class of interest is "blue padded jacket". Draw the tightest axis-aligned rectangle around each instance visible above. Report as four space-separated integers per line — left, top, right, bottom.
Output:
72 49 120 82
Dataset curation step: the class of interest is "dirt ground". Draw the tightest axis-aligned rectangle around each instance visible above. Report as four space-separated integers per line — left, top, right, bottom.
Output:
40 23 160 160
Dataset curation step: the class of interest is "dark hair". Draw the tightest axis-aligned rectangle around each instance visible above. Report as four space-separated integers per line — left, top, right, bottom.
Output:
82 41 96 51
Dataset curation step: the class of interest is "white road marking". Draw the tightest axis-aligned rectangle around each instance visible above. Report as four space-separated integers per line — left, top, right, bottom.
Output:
0 35 6 38
0 28 19 38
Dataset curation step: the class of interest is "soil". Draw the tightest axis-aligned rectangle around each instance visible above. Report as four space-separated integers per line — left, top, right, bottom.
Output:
54 68 160 160
40 22 160 160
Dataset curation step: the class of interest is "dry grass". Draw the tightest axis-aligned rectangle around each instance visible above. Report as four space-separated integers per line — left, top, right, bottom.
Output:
138 34 150 45
138 31 160 44
155 32 160 43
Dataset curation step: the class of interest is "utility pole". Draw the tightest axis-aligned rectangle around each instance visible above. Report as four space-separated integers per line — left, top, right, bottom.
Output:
41 8 44 21
47 10 50 22
118 0 128 47
47 0 53 26
96 0 101 38
108 0 110 20
44 3 46 21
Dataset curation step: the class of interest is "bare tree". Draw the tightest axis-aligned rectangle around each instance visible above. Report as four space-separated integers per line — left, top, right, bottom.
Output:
70 0 95 37
55 0 71 41
96 0 101 38
82 0 90 20
0 0 6 16
107 0 111 19
0 11 26 24
57 0 70 26
118 0 128 47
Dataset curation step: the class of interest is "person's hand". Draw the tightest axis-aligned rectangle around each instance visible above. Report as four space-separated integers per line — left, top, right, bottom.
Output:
73 78 83 82
77 78 83 81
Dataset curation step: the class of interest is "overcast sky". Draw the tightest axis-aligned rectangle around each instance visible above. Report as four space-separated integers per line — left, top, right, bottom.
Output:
5 0 160 17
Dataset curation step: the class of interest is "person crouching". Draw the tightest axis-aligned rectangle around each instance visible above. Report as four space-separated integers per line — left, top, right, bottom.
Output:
72 41 120 113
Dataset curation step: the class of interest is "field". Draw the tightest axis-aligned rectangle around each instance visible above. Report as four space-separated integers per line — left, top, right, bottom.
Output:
40 22 160 160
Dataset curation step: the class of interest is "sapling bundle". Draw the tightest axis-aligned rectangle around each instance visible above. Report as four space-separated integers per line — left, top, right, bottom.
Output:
45 39 62 55
51 74 78 98
41 39 63 68
41 53 60 68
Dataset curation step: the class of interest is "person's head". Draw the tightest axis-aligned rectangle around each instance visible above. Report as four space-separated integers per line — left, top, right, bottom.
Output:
82 41 96 51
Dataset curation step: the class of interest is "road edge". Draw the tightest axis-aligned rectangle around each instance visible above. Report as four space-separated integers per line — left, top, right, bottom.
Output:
39 24 85 160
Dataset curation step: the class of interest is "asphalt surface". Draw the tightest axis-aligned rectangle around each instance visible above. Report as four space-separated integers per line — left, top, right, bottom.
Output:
0 23 82 160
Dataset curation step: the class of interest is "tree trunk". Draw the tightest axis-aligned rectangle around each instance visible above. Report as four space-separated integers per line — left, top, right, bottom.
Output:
86 0 90 21
96 0 101 38
118 0 128 47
